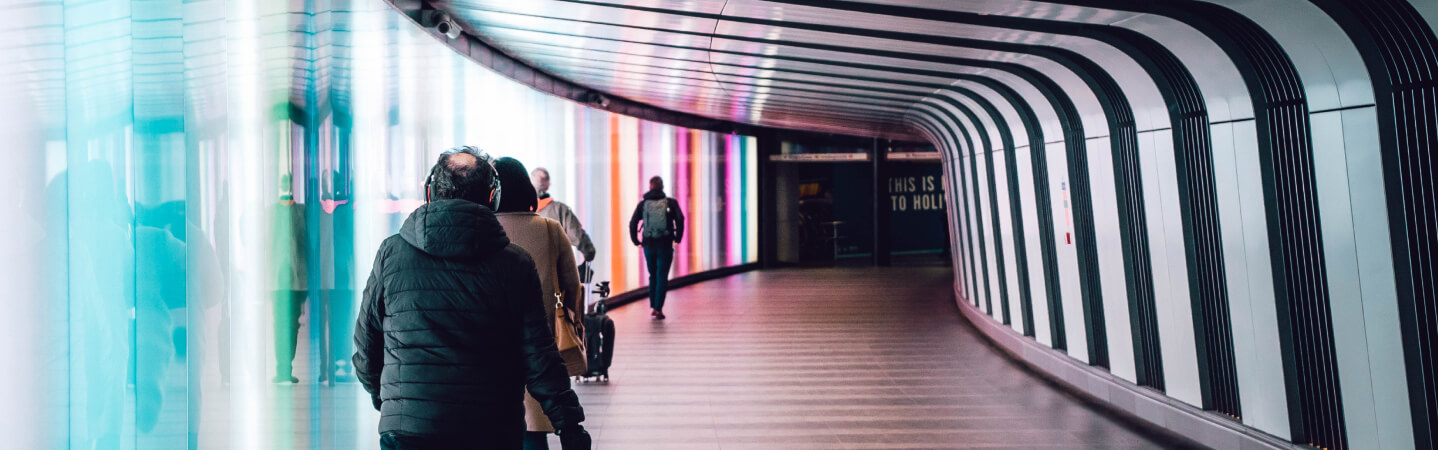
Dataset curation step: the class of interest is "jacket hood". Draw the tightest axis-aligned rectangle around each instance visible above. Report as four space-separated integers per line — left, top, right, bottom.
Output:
400 199 510 259
643 189 666 200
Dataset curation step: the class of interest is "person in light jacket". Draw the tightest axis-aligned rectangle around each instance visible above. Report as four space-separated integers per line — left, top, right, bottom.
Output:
531 167 596 263
494 157 584 450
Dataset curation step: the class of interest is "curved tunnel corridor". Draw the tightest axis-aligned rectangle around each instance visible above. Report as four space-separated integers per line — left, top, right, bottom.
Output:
565 267 1175 449
3 0 1436 448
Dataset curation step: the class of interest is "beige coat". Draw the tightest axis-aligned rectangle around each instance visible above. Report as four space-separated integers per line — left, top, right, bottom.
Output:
495 212 582 432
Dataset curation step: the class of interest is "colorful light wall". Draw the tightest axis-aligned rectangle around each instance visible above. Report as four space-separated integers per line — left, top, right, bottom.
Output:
0 0 757 448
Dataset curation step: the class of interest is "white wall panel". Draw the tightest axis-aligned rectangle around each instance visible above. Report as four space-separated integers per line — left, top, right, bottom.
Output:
1414 0 1438 34
1309 108 1415 449
991 150 1024 332
1015 145 1051 345
1045 140 1087 362
1338 107 1413 448
944 155 970 302
963 153 984 307
1310 111 1378 448
1084 136 1136 383
1210 121 1290 439
960 151 987 310
975 151 1001 317
1139 129 1202 407
960 150 983 304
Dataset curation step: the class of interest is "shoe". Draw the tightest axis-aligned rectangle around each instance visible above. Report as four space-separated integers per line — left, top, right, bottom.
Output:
651 309 659 317
655 311 666 320
273 375 299 384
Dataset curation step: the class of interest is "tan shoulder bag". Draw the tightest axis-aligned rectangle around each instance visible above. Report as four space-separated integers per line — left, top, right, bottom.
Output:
549 223 588 376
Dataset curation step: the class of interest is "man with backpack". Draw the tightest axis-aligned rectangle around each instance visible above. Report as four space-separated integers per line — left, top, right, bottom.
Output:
628 176 685 320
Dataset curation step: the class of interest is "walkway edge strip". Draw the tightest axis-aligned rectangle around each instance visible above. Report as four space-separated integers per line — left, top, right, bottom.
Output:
602 263 762 309
953 286 1299 450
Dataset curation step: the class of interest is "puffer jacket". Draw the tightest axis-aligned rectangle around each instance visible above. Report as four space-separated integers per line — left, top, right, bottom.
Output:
353 199 584 444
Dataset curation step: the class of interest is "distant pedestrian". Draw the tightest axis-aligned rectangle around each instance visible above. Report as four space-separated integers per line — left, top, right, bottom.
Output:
628 176 685 320
532 167 597 263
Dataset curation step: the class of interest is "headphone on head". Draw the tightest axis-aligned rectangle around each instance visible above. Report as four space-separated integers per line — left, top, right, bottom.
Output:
425 146 502 210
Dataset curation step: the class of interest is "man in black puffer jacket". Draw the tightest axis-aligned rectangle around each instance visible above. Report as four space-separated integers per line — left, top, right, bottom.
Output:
354 147 590 449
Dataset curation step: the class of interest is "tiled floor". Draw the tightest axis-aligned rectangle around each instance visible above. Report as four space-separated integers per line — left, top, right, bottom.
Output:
557 266 1181 449
171 266 1182 448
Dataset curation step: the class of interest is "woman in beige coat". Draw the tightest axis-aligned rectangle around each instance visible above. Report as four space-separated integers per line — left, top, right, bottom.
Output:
492 157 583 450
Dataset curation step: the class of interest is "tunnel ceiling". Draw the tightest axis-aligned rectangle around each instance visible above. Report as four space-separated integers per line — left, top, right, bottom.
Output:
427 0 1164 141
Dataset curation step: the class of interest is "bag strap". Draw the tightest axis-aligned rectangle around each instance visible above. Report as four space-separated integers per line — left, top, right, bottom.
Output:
547 223 576 325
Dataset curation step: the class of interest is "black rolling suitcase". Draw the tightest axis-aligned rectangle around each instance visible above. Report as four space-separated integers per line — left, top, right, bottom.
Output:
579 280 615 382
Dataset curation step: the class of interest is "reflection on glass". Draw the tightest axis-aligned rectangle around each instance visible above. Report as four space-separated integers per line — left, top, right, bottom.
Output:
3 0 758 448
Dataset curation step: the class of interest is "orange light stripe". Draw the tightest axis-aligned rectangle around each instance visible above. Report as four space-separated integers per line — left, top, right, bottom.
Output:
608 114 625 293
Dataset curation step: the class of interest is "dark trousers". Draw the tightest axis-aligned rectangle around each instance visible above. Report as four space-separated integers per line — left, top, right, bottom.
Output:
380 433 460 450
643 245 674 311
381 432 518 449
522 431 549 450
273 290 308 378
318 289 355 382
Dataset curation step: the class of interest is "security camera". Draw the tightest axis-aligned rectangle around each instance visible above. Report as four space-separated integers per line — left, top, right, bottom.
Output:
583 91 610 108
420 11 463 39
436 16 462 39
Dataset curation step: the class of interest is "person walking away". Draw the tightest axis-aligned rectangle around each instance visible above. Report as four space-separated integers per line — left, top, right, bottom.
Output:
353 146 591 449
272 184 309 384
628 176 685 320
497 158 584 450
531 167 596 263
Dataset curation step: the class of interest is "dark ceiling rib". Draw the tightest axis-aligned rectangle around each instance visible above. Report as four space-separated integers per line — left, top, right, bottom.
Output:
462 19 1088 146
498 39 956 90
519 50 935 98
384 1 793 136
468 22 1016 90
558 73 914 109
464 20 919 129
705 0 734 101
462 8 1128 150
554 62 927 105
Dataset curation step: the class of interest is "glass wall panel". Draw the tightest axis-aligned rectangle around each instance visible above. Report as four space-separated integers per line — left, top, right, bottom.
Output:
1 0 759 448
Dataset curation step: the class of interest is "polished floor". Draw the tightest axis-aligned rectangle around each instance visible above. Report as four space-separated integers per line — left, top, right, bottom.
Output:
178 266 1180 448
553 267 1180 449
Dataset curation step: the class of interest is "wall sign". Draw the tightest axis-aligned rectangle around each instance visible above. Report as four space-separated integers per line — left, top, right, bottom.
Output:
889 174 945 212
887 163 947 253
